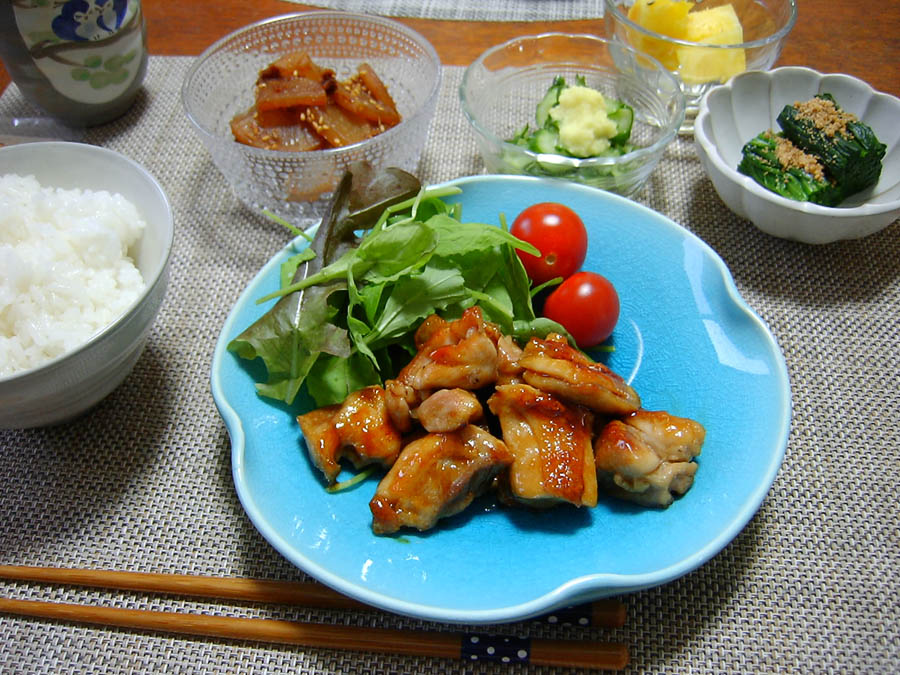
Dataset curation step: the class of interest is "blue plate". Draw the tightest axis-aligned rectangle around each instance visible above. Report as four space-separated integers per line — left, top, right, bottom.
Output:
211 175 791 624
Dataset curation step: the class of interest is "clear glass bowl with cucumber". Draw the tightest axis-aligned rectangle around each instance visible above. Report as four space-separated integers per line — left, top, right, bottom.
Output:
460 34 685 197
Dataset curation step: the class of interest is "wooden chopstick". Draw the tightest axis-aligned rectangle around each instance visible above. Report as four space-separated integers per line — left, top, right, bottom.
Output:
0 565 367 610
0 565 626 628
0 597 629 670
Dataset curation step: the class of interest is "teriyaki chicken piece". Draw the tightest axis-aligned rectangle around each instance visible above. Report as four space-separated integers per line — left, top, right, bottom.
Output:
487 383 598 509
383 306 501 432
296 385 403 484
369 424 513 534
413 388 484 433
518 333 641 416
594 409 705 507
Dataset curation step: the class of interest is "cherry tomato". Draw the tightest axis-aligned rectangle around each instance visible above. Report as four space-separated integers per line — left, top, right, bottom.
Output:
510 202 588 285
542 271 620 348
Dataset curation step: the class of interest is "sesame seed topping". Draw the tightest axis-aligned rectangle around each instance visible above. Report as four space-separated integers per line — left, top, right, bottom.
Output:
794 97 858 137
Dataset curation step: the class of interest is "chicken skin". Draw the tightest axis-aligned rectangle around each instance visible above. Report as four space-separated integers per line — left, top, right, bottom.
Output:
369 424 513 534
594 409 705 507
487 383 598 508
519 333 641 416
297 385 403 484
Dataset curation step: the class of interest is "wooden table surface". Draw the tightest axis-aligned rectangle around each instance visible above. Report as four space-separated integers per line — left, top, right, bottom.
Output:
1 1 898 100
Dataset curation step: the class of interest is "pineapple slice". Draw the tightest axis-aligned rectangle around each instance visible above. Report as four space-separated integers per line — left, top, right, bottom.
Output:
676 4 747 85
626 0 694 71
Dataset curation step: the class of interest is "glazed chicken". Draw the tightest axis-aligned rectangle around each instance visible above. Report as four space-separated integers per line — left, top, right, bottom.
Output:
414 388 484 433
297 385 403 484
384 306 500 431
488 383 598 508
519 333 641 416
495 334 525 385
395 306 500 391
295 308 705 534
594 409 705 507
369 424 513 534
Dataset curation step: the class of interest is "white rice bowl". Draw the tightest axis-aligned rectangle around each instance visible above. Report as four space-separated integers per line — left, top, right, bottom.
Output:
0 141 172 429
0 174 147 377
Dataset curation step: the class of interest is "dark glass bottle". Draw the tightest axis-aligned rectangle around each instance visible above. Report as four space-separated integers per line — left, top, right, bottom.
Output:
0 0 148 127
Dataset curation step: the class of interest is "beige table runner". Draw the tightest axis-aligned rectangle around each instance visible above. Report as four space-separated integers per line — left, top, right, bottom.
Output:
1 56 898 674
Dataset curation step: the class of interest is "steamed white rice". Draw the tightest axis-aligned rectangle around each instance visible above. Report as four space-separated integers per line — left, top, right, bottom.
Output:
0 173 147 377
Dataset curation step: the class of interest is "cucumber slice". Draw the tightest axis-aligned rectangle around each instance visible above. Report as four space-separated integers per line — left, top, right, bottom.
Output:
607 103 634 145
535 77 565 127
506 76 637 163
509 124 531 147
498 149 534 172
528 127 559 154
535 161 575 177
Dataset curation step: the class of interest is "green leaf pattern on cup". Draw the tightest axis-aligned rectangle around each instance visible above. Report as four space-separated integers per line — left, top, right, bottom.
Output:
70 49 137 88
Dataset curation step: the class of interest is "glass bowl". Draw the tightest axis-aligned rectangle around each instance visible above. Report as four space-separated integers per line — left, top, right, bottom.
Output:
604 0 797 133
460 33 685 197
182 12 441 227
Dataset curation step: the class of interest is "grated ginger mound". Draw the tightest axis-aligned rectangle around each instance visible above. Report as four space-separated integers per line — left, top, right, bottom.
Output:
549 86 619 157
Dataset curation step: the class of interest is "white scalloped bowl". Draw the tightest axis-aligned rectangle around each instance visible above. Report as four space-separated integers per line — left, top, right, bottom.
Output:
695 67 900 244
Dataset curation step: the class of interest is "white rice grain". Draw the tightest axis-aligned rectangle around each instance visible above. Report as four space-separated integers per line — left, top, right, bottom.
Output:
0 174 147 377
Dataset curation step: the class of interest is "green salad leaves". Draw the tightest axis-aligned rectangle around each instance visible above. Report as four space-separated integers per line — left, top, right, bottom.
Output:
228 166 565 408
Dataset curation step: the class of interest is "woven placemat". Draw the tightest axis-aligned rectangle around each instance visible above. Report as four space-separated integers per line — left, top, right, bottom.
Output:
283 0 606 22
1 56 898 674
